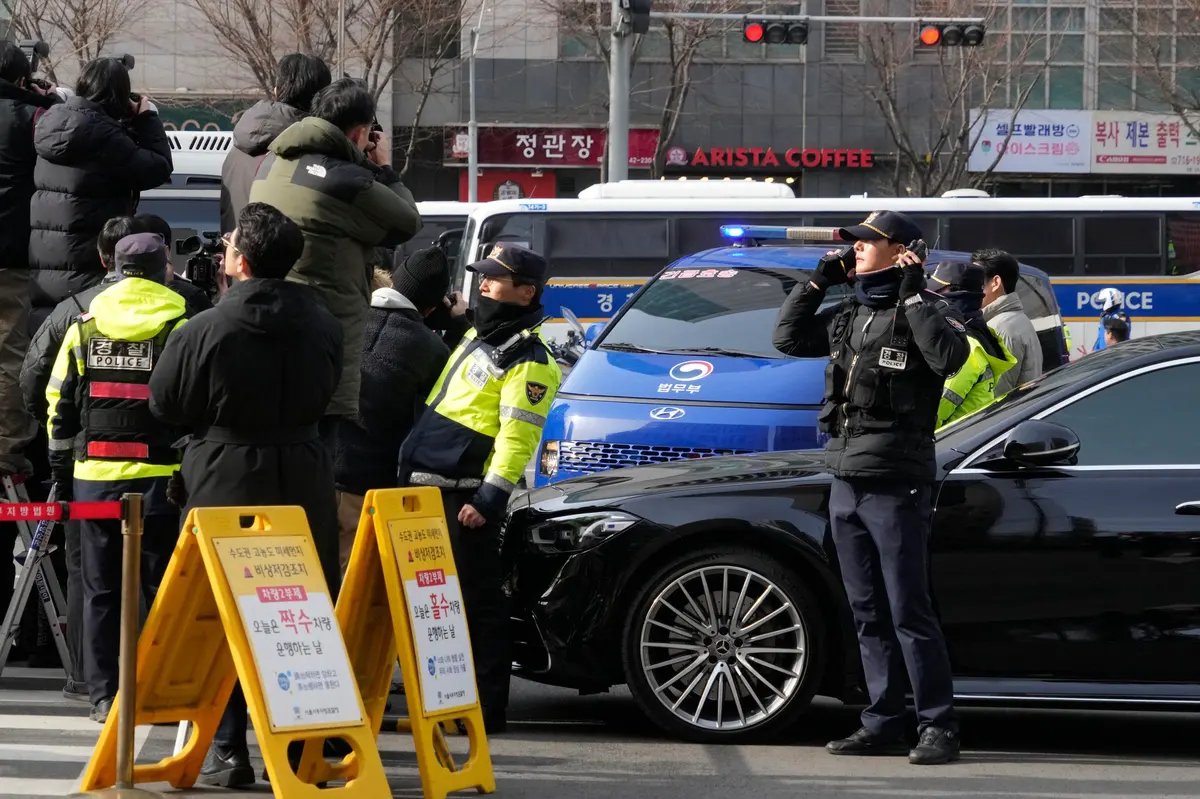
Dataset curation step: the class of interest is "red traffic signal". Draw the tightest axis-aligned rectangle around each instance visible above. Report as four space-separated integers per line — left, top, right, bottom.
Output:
919 22 985 46
744 20 808 45
743 21 764 42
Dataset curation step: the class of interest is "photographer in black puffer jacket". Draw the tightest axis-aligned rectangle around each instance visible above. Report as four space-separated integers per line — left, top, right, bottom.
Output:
28 56 173 332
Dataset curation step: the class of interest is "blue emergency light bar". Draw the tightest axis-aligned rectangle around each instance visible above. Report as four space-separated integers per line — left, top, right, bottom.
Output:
720 224 846 242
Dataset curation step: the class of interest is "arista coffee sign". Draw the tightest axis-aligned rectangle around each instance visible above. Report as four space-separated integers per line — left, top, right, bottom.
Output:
686 147 874 169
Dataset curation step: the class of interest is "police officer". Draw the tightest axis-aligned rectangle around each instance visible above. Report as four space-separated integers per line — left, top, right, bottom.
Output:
929 262 1016 428
772 211 968 765
1094 287 1131 351
399 242 562 734
45 232 188 723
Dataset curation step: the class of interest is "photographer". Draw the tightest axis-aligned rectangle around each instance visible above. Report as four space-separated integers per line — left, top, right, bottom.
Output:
249 77 422 441
772 211 968 766
29 55 173 332
0 41 61 480
135 213 213 316
220 53 331 234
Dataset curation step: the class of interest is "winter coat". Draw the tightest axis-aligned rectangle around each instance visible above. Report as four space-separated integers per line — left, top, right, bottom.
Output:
0 80 61 269
21 274 211 423
248 116 423 417
147 278 343 581
334 288 451 495
29 98 173 314
219 100 306 234
982 291 1044 395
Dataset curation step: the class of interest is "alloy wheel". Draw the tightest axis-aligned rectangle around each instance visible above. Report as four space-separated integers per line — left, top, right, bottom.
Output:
637 565 807 732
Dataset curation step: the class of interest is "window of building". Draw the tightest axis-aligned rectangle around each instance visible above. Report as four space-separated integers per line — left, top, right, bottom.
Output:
823 0 861 62
1000 0 1084 109
1044 362 1200 466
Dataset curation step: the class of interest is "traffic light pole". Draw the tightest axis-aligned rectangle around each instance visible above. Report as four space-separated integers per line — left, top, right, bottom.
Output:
607 0 634 182
604 8 983 182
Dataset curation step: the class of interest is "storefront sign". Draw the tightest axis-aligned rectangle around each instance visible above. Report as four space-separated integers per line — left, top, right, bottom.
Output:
1091 111 1200 174
684 147 873 168
443 126 660 168
968 109 1092 173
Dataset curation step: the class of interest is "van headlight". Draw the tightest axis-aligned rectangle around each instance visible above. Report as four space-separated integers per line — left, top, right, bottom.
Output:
540 440 560 476
528 511 639 552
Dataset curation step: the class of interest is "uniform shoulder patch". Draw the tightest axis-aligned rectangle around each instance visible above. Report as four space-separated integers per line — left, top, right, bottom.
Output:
947 317 966 333
525 381 548 405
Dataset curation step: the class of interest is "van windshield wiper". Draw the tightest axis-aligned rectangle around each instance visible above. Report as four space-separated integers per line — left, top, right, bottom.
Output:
668 346 778 359
599 342 674 354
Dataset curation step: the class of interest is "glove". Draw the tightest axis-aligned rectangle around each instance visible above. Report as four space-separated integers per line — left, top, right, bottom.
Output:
899 262 926 301
52 478 73 502
810 247 853 290
166 470 188 508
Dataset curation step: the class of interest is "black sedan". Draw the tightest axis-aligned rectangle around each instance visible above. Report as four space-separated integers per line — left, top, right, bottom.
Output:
502 332 1200 743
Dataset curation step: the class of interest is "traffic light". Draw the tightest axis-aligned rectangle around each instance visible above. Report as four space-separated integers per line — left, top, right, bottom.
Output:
918 22 985 46
743 20 808 45
622 0 652 34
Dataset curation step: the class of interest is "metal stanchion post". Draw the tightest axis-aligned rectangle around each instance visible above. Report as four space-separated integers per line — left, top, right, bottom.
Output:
69 493 165 798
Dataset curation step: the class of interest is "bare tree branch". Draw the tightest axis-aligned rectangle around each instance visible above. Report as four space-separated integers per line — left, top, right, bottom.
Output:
847 0 1060 196
2 0 158 80
1124 0 1200 140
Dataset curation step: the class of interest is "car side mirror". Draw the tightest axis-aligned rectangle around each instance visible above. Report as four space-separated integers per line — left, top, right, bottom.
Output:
1000 419 1080 468
585 322 605 344
176 235 202 256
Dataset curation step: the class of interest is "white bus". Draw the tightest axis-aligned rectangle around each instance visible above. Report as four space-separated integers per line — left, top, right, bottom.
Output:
456 183 1200 359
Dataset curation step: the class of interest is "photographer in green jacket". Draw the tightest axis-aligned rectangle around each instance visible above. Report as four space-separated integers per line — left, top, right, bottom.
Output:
929 262 1016 428
249 77 422 426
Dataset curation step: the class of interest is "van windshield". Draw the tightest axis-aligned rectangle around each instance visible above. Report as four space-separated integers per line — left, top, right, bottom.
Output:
598 266 833 360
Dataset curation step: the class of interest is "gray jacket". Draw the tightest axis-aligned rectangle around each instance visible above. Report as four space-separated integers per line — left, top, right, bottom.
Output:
983 292 1043 395
220 100 306 233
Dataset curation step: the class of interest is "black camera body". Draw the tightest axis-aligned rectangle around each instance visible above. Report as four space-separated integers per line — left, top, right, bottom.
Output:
18 40 53 93
179 233 223 298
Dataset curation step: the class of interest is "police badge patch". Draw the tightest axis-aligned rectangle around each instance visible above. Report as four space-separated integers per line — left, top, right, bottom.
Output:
525 381 547 405
947 317 966 333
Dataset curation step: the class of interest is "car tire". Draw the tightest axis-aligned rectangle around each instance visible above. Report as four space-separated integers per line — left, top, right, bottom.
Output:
621 546 825 744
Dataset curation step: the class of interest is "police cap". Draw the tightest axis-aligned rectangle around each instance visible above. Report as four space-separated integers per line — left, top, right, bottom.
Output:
838 210 924 244
114 232 168 284
466 242 548 284
929 261 985 294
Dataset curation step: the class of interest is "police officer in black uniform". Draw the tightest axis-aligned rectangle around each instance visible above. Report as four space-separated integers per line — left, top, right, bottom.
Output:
772 211 969 765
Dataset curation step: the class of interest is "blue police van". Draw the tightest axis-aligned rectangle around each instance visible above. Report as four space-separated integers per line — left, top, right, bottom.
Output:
533 227 1067 487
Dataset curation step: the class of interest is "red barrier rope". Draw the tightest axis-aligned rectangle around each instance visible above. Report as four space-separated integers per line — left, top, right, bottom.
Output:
0 501 124 522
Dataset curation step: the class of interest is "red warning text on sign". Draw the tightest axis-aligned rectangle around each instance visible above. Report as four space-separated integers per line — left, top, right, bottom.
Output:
256 585 308 603
416 569 446 587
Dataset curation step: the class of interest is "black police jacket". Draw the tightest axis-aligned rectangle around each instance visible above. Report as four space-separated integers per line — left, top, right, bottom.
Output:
773 281 969 484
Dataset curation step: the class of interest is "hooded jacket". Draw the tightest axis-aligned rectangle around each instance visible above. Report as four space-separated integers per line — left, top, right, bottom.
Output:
147 278 344 590
248 116 423 417
982 291 1043 395
29 98 173 312
46 278 188 483
219 100 306 234
334 287 452 495
21 273 211 424
0 79 62 269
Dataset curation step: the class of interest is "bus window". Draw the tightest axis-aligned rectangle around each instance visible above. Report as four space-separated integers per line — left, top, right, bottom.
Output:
946 215 1076 275
1081 215 1162 275
1167 212 1200 275
544 217 670 278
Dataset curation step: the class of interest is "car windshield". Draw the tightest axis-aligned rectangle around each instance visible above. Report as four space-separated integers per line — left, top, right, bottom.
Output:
137 196 220 237
598 266 813 359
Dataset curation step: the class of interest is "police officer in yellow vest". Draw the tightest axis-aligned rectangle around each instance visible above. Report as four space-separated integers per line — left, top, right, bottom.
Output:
399 242 562 734
45 232 189 723
929 262 1017 429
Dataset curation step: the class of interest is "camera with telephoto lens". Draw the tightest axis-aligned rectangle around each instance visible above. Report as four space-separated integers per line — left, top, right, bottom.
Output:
179 232 223 298
18 40 54 93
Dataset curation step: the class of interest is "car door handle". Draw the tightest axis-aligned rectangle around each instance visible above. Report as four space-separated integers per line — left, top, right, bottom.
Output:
1175 501 1200 516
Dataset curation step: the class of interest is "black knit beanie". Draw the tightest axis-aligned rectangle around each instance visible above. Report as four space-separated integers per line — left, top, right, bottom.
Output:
391 246 450 311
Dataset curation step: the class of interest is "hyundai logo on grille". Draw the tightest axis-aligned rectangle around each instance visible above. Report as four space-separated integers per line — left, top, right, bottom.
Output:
650 407 686 420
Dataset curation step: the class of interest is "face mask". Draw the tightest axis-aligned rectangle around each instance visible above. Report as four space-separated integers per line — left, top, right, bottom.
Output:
854 267 902 308
473 295 540 341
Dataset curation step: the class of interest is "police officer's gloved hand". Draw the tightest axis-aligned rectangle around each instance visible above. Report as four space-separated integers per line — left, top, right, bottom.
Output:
810 247 853 290
899 262 926 301
166 470 188 508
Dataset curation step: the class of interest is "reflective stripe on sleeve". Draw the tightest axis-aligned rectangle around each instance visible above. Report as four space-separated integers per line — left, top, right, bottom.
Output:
941 387 965 406
47 437 74 451
499 404 546 428
484 472 517 491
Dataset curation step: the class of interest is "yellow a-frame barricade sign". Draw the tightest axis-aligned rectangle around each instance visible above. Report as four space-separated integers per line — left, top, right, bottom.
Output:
314 486 495 799
78 506 391 796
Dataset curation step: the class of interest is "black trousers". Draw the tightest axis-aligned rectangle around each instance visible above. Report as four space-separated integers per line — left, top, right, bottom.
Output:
214 415 341 749
77 474 178 705
440 488 511 718
828 476 958 737
65 519 84 683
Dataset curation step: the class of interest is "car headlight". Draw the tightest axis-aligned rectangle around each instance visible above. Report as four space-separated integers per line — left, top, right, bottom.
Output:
540 440 559 476
528 511 639 552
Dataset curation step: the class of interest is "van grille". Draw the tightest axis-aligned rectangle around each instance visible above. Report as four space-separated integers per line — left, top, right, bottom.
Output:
559 441 757 473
